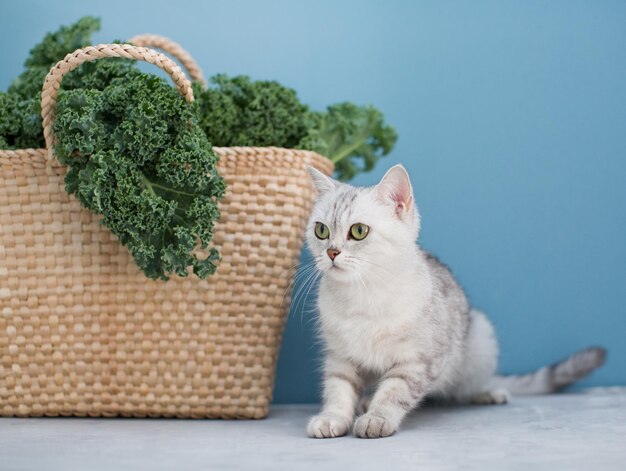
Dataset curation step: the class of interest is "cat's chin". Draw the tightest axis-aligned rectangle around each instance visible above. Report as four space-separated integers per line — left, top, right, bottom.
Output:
323 265 358 282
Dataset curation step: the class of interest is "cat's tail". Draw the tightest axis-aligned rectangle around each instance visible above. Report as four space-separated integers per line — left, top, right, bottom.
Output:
490 347 607 395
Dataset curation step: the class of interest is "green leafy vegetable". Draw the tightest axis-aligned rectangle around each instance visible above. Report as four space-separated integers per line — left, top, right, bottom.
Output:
0 16 101 149
0 91 43 149
194 75 397 180
54 64 225 280
10 16 101 99
1 16 398 181
195 74 309 148
299 103 398 181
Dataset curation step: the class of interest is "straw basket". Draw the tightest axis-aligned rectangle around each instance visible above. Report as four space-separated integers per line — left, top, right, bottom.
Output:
0 38 332 418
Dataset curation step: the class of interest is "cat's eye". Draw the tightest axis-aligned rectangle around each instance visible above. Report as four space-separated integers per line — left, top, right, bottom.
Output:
349 223 369 241
314 222 330 240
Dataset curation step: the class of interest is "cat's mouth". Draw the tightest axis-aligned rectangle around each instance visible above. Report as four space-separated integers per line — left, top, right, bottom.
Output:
328 263 346 273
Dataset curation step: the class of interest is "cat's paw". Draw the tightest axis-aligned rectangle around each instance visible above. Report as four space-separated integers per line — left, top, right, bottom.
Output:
307 414 351 439
353 413 396 438
471 389 510 405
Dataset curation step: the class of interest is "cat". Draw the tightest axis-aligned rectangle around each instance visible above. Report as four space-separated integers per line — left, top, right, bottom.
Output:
304 164 606 439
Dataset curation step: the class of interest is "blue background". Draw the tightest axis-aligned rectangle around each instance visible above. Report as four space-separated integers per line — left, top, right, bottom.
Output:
2 1 624 403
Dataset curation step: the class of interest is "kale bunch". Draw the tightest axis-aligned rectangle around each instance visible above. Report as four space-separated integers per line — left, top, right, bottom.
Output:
0 91 42 149
1 16 399 183
195 74 309 148
0 16 100 149
194 75 397 181
299 103 398 181
10 16 101 99
54 62 225 280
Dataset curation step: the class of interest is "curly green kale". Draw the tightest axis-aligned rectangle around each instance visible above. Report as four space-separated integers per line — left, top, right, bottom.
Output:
195 74 309 148
299 103 398 181
9 16 101 99
0 86 45 149
0 90 44 149
194 75 397 181
54 64 225 280
2 16 398 182
1 16 101 149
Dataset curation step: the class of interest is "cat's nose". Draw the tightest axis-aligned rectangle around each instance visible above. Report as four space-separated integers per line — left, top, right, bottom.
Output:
327 248 341 261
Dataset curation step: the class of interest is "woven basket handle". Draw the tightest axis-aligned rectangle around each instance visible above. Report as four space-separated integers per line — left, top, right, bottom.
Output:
41 43 194 162
128 34 206 85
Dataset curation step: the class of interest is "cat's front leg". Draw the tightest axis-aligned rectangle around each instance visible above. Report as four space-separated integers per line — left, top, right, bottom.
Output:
307 356 362 438
353 364 427 438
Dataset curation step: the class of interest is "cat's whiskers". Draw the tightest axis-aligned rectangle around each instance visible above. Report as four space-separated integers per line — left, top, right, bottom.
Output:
285 266 317 303
281 261 319 309
355 270 367 290
295 271 322 327
281 264 314 299
290 264 322 319
288 269 316 318
279 251 324 282
348 264 383 316
299 271 322 328
345 255 398 289
335 259 390 316
346 255 395 276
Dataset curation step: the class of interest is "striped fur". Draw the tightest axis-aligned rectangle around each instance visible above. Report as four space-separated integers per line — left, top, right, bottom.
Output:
490 347 607 395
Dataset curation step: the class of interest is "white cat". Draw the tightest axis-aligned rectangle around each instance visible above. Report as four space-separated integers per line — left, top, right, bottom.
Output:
304 164 606 439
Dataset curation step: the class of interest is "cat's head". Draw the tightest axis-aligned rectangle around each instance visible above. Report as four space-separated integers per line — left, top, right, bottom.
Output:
306 164 420 282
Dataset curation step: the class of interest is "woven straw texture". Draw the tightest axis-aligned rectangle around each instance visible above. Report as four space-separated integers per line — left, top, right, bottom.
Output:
0 43 333 418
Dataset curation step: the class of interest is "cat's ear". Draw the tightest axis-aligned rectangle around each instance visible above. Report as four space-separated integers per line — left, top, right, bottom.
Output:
307 166 337 197
376 164 414 217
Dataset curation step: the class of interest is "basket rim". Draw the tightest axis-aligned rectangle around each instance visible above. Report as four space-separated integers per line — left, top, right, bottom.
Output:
0 145 335 174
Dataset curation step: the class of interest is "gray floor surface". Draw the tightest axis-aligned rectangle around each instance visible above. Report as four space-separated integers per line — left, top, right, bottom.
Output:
1 388 625 471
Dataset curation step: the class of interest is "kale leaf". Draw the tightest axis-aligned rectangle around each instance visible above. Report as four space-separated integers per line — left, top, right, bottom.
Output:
299 102 398 181
54 63 225 280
